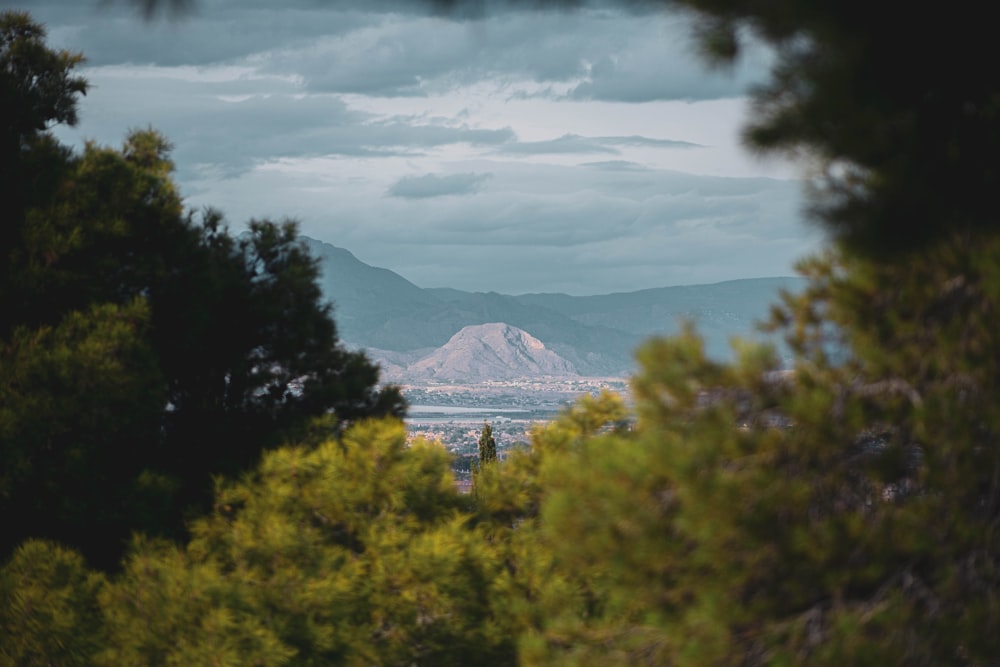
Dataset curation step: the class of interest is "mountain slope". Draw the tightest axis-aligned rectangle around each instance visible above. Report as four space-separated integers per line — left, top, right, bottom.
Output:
513 277 804 335
302 238 445 347
303 236 803 375
405 323 577 381
306 237 635 373
514 277 805 361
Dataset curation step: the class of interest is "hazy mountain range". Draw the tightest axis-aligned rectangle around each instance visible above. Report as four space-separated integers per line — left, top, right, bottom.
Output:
302 237 805 379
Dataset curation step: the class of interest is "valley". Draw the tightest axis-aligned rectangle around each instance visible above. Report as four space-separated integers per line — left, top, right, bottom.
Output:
304 233 798 478
400 376 630 479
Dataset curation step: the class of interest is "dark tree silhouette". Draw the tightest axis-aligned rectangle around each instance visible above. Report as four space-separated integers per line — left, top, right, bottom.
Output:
0 12 405 570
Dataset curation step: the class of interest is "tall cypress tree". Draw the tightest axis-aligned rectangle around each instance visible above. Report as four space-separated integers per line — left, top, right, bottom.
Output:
478 421 498 467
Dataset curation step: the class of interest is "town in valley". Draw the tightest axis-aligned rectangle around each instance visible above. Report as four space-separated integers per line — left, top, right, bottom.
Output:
400 376 630 479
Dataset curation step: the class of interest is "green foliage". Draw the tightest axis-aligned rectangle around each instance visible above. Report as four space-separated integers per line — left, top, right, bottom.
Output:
472 390 629 530
213 421 486 663
0 540 106 667
0 11 86 147
673 0 1000 255
0 11 404 570
453 247 1000 666
1 420 518 666
0 11 85 286
6 4 1000 665
99 419 513 666
752 236 1000 664
479 422 498 466
496 237 1000 665
99 538 293 667
7 291 1000 664
0 300 165 560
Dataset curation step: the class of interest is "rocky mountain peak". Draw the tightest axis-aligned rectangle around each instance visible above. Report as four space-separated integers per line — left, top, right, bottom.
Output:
407 323 578 381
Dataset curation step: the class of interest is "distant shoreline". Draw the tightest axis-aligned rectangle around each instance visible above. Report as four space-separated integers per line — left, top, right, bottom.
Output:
405 404 558 425
408 405 528 415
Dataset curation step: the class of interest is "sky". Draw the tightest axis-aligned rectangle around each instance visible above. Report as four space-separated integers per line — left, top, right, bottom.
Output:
21 0 823 295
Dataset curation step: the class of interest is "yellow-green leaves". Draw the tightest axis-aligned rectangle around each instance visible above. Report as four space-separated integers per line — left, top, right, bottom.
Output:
0 540 106 667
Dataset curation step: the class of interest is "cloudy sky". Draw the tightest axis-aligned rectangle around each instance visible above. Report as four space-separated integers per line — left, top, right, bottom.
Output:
22 0 822 295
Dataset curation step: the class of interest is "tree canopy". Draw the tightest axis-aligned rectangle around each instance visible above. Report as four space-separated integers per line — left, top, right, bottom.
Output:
674 0 1000 257
0 11 405 570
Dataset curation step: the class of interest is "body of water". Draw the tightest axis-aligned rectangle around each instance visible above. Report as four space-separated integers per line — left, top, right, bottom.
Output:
405 404 559 424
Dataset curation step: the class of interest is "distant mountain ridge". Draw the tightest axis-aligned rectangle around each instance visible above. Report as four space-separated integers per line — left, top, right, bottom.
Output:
301 237 805 378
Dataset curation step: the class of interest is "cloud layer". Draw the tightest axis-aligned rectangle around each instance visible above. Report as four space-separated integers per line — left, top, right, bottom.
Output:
23 0 819 295
387 172 493 198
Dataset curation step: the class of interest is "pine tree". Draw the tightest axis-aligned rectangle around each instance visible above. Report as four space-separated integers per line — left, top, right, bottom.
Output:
0 11 405 570
0 540 107 667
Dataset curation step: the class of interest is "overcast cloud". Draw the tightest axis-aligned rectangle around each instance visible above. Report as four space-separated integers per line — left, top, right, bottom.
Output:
21 0 821 295
387 172 493 198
